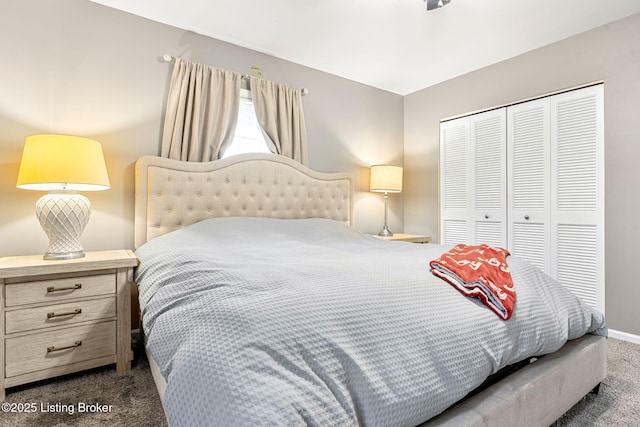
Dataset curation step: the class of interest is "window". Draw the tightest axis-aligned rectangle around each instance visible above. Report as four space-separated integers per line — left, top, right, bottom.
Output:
220 89 270 159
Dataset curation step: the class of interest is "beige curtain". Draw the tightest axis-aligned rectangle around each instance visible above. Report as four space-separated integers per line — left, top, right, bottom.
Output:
161 58 242 162
250 77 308 166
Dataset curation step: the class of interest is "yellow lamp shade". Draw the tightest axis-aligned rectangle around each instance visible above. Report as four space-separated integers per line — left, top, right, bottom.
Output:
16 135 110 191
370 165 403 193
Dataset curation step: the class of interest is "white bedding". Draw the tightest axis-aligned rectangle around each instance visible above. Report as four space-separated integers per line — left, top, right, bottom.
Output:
135 217 606 427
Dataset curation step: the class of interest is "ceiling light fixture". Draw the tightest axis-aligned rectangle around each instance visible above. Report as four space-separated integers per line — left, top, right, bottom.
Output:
425 0 451 11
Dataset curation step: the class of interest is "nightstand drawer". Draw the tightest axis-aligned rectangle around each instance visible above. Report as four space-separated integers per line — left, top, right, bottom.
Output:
5 321 116 378
4 296 116 334
4 273 115 307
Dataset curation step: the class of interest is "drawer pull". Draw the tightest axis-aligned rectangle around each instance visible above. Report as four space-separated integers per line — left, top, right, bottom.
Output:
47 284 82 293
47 341 82 353
47 308 82 319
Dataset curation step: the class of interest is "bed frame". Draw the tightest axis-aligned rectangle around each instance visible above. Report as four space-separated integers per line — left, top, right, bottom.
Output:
134 153 606 427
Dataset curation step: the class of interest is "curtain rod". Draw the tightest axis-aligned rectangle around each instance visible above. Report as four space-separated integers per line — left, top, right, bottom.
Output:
162 54 309 95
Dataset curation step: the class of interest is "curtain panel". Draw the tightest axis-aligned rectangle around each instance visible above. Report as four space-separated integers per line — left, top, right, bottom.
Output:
161 58 242 162
250 77 309 166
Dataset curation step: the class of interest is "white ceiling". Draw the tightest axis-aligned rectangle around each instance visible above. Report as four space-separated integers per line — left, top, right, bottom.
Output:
89 0 640 95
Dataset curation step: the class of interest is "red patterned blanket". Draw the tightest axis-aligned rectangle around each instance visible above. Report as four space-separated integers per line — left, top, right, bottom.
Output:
430 244 516 320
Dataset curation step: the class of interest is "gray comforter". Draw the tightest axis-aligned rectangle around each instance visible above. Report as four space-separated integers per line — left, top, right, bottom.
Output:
135 217 607 427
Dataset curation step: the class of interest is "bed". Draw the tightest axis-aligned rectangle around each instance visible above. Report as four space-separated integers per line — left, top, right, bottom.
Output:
133 153 607 427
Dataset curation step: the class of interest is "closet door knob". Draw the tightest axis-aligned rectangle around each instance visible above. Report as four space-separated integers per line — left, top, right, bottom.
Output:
484 214 489 219
524 215 530 220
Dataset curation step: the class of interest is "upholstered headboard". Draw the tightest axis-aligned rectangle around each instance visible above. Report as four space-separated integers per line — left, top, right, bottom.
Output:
134 154 354 248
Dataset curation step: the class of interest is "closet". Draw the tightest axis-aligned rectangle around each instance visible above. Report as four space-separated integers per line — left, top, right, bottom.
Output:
439 84 604 313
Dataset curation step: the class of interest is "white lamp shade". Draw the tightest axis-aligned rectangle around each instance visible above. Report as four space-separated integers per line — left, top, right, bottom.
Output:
370 165 403 193
16 135 110 191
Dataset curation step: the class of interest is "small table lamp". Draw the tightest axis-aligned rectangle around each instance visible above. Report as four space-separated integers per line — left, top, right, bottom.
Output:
16 135 110 260
370 165 403 237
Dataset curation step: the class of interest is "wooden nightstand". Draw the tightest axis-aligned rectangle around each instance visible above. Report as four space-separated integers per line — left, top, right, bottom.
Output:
373 234 432 244
0 250 138 400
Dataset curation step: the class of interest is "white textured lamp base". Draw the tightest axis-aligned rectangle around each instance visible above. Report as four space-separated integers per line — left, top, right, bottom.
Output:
36 191 90 260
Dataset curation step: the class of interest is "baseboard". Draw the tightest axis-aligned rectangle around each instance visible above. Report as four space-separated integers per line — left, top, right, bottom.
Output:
608 329 640 345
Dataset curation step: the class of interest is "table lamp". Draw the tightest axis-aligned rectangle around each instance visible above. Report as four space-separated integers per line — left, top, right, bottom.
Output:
370 165 403 237
16 135 110 260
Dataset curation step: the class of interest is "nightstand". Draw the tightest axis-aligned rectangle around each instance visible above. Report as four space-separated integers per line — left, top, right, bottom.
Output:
373 234 432 244
0 250 138 400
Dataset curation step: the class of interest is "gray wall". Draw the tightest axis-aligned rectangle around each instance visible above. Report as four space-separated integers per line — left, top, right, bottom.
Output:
0 0 404 257
404 13 640 335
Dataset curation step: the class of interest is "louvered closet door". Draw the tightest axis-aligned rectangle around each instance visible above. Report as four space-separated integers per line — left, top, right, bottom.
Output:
507 99 551 273
440 118 469 245
550 85 604 313
440 111 506 246
470 110 507 247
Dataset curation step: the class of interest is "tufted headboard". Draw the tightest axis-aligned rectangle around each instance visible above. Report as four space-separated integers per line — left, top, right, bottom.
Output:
134 154 354 248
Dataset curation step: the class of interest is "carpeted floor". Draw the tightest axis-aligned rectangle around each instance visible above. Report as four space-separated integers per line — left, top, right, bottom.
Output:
3 337 639 426
556 338 640 426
